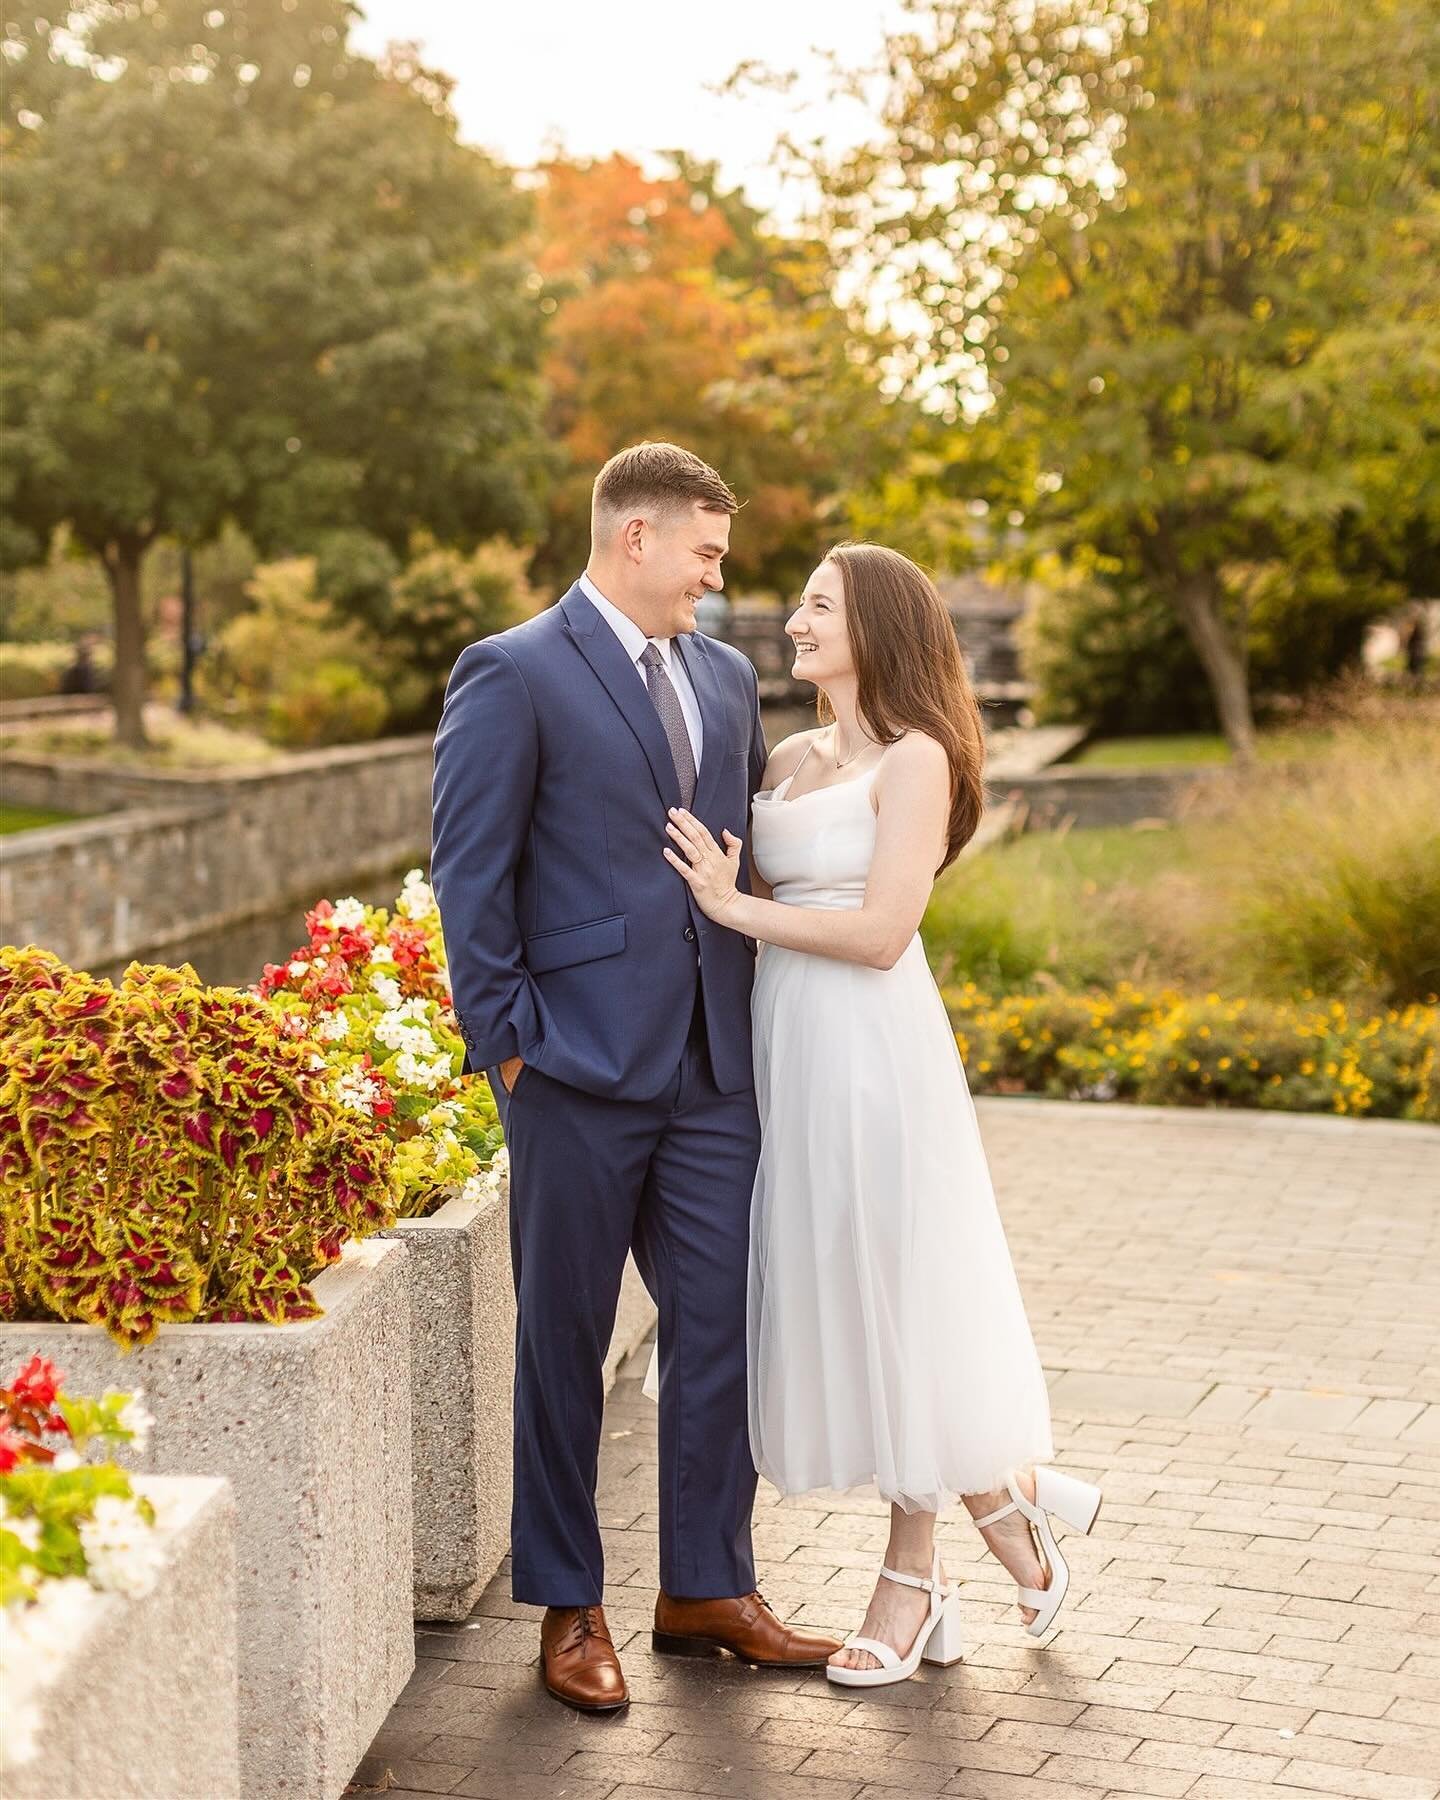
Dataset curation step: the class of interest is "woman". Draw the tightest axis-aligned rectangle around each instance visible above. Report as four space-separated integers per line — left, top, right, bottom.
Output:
662 542 1102 1689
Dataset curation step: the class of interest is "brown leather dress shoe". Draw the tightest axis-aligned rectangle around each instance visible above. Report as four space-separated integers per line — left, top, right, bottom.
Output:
652 1590 844 1667
540 1605 629 1711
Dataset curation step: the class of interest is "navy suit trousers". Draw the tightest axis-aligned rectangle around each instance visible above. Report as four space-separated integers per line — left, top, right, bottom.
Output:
490 998 761 1607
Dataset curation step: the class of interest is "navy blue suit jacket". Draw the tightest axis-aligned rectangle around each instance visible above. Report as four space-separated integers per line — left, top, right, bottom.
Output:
431 583 769 1100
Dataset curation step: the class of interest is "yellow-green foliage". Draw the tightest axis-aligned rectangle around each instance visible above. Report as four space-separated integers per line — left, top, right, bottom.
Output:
0 948 399 1348
201 557 390 733
0 642 113 702
265 660 390 748
947 981 1438 1121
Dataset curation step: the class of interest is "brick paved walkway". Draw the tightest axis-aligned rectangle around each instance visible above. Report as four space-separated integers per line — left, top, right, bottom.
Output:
351 1099 1440 1800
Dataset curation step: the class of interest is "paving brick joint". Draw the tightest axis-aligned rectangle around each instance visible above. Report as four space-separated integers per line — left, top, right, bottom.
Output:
348 1098 1440 1800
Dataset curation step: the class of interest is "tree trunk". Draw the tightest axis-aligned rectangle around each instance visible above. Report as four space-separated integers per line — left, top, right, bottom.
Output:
102 539 150 749
1173 571 1256 761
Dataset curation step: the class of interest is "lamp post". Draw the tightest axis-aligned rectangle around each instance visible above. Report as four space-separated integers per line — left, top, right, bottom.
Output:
178 547 197 715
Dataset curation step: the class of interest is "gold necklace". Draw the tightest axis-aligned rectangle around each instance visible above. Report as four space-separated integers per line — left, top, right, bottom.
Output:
833 725 873 769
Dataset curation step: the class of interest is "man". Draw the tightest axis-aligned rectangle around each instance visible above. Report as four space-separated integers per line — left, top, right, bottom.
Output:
432 442 842 1711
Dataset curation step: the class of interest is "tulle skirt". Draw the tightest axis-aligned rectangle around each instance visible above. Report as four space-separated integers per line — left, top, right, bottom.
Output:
746 933 1054 1512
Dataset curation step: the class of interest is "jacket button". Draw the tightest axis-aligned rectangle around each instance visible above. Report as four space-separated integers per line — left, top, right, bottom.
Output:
683 926 696 942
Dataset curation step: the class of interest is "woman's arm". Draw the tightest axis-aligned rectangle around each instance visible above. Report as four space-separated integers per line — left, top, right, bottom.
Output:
665 732 951 971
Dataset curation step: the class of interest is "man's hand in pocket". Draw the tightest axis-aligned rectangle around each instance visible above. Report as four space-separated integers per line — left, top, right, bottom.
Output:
499 1056 525 1094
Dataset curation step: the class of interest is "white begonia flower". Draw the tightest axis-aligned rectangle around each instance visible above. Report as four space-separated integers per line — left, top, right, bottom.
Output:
288 961 309 979
50 1450 81 1472
0 1694 41 1769
397 869 438 921
368 942 396 967
372 973 403 1010
394 1051 450 1092
420 1100 460 1131
334 1068 379 1115
114 1393 155 1452
0 1509 41 1553
315 1010 349 1043
374 1010 436 1057
1 1576 100 1690
329 896 366 929
309 1053 328 1071
0 1576 74 1766
78 1496 167 1601
459 1148 509 1206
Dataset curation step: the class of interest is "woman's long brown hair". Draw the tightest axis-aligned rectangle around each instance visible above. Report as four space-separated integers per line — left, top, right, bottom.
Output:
818 542 986 871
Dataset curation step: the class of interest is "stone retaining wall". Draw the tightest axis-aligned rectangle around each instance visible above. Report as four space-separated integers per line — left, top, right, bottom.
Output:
1 736 434 967
992 762 1228 830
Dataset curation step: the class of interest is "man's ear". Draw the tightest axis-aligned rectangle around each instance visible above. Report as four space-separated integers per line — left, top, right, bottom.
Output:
622 515 647 563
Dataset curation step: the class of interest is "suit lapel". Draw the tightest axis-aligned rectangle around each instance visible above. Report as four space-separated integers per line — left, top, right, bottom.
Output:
559 584 681 810
560 584 733 815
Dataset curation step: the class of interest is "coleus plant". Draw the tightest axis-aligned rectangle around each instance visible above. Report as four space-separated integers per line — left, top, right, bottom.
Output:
0 948 399 1347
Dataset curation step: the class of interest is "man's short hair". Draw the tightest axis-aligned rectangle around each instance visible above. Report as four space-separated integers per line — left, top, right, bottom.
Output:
591 442 738 534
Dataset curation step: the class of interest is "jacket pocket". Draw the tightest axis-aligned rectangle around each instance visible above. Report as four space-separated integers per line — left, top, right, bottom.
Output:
524 912 627 974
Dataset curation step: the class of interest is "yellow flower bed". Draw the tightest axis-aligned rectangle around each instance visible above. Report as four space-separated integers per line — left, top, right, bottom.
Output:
944 982 1439 1121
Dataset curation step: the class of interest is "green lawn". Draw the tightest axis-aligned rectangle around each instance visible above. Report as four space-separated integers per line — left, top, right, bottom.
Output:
1072 728 1335 766
1073 733 1231 766
0 803 74 834
923 821 1206 992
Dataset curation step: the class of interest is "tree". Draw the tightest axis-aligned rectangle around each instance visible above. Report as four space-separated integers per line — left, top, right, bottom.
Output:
529 154 915 596
788 0 1440 754
1 3 546 745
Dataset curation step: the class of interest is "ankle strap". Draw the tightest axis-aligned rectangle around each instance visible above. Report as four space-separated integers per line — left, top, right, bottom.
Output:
879 1548 946 1595
972 1499 1018 1529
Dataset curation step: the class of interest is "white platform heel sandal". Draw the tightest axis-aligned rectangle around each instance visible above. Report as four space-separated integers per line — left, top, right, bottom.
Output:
973 1466 1103 1638
825 1548 964 1689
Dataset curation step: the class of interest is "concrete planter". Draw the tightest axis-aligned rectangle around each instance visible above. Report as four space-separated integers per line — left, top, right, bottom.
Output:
0 1238 414 1800
380 1189 515 1622
381 1178 659 1622
5 1476 239 1800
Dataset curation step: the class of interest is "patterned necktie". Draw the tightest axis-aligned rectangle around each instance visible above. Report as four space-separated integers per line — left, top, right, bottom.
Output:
640 642 697 809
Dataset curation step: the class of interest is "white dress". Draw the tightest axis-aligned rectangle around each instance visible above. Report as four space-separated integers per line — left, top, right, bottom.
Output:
744 745 1054 1512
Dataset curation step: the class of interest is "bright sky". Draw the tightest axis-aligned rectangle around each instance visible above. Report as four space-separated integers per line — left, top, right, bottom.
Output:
348 1 907 221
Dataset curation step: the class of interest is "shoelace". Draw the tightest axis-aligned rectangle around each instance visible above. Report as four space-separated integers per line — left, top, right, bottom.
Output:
562 1605 606 1653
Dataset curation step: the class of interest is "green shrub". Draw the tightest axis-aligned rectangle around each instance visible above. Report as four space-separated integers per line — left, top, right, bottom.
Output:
0 646 63 701
0 642 111 702
1018 556 1397 737
1190 717 1440 1006
379 538 540 727
265 661 390 748
201 557 386 726
1017 561 1216 735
